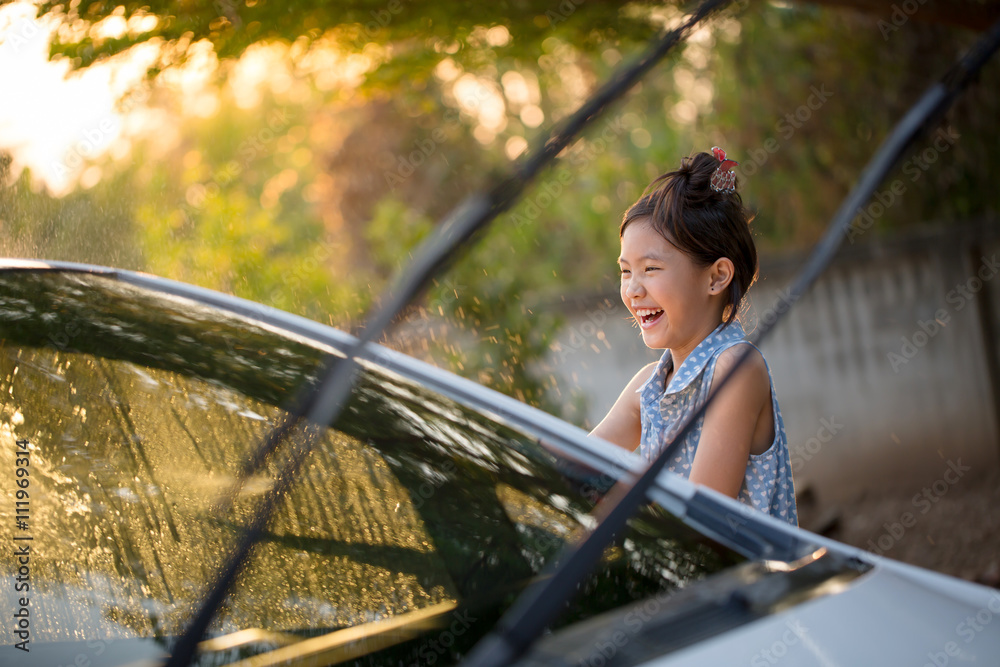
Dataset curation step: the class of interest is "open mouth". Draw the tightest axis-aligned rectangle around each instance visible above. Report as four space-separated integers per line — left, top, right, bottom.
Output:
635 308 664 329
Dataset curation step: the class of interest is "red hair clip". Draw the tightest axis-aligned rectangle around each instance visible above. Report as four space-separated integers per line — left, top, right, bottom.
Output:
710 146 738 193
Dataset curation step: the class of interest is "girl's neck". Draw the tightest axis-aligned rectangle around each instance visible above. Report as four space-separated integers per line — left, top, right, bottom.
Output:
668 318 725 371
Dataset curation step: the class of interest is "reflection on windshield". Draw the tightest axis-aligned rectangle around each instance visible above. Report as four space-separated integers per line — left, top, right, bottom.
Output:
0 270 744 666
0 348 457 649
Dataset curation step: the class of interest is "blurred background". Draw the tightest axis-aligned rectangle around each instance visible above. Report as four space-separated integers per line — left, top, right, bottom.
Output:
1 0 998 583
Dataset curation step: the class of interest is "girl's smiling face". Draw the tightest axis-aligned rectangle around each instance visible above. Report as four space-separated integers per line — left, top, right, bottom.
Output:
619 219 723 353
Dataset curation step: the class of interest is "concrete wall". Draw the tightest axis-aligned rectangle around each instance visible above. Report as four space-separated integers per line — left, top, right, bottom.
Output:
537 222 1000 503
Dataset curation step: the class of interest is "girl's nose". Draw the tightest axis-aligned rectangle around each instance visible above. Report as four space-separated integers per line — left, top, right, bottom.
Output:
624 275 644 298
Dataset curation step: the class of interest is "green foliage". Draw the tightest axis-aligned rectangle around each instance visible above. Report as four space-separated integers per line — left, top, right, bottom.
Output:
364 198 433 273
130 98 352 324
711 5 1000 246
38 0 656 77
9 1 1000 425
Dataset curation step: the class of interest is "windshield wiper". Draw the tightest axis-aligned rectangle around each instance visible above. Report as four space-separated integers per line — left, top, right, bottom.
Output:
510 547 866 666
194 602 458 667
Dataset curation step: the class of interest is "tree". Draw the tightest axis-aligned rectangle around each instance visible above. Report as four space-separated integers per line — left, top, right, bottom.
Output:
9 0 1000 423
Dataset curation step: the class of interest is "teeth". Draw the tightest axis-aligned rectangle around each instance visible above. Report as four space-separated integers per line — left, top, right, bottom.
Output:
635 308 662 318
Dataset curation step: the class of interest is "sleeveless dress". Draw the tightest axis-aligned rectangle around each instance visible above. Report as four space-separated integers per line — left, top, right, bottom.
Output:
636 321 798 525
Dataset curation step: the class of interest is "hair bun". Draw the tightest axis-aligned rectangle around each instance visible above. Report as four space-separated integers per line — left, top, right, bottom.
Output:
709 146 739 193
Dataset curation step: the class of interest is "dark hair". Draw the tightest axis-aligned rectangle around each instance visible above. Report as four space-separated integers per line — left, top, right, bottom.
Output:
620 150 758 326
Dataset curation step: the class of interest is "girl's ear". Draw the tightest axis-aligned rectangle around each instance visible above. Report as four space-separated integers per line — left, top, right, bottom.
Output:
708 257 735 295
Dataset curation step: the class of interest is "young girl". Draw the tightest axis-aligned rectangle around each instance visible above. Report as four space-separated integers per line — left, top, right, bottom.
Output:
591 147 797 525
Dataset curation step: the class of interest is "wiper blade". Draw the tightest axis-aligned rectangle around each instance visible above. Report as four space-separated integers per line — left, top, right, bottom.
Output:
459 16 1000 667
164 1 732 664
512 547 866 666
198 628 302 653
221 602 458 667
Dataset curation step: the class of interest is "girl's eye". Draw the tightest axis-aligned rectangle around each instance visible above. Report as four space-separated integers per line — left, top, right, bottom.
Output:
619 268 630 276
644 266 659 272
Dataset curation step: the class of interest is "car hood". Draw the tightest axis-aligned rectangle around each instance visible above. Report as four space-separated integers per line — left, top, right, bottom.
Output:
661 565 999 666
517 556 1000 666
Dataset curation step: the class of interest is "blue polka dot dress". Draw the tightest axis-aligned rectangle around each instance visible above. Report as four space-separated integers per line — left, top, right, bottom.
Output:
637 321 798 525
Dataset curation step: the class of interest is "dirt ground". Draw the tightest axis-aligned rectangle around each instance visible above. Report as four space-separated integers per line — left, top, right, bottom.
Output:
797 466 1000 587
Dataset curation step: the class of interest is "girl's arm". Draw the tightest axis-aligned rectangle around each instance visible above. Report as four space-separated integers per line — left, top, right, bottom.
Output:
690 345 774 499
589 362 656 452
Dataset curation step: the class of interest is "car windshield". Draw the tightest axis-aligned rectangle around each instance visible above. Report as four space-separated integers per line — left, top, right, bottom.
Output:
0 269 745 666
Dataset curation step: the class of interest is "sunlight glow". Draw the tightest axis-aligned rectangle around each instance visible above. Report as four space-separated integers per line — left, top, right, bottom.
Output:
160 40 221 118
229 42 286 109
0 3 371 195
451 73 507 142
485 26 511 47
519 105 544 128
88 6 161 43
433 57 462 83
500 70 531 107
0 2 158 194
296 36 375 93
670 100 698 125
504 136 528 160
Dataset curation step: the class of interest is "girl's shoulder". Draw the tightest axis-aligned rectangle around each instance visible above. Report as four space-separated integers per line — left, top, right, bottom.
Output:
627 360 659 393
710 343 771 401
713 341 767 373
